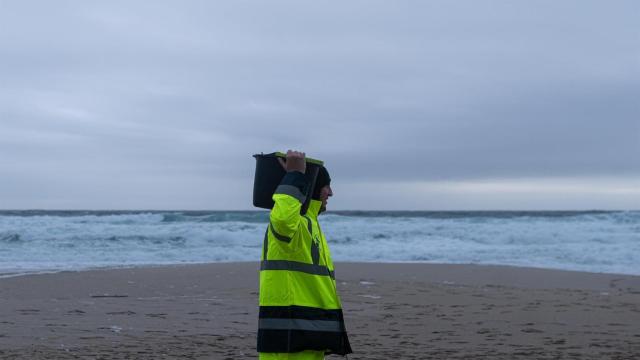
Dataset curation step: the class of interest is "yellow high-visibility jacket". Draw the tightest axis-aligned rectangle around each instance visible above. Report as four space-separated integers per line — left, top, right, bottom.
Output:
257 171 352 355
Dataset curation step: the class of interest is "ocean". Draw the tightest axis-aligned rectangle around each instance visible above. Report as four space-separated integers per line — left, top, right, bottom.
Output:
0 210 638 277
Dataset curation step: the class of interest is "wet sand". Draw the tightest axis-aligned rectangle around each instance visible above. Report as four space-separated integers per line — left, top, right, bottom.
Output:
1 262 639 359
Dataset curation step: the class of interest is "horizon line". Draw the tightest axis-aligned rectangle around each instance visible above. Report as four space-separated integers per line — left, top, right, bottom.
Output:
1 209 637 212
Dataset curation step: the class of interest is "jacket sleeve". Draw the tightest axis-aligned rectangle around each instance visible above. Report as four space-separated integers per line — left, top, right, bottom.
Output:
269 171 309 242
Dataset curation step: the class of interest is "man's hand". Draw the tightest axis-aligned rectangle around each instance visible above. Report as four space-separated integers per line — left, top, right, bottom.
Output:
278 150 306 174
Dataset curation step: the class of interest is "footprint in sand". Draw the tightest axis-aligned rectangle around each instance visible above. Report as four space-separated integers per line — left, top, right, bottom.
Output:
17 309 40 315
521 328 544 333
145 313 168 319
543 337 566 345
106 310 137 315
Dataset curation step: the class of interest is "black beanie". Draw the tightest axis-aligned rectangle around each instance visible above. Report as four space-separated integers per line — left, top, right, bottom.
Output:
312 166 331 200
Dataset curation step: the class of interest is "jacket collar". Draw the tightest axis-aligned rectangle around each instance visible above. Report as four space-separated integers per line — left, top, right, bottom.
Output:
306 199 322 219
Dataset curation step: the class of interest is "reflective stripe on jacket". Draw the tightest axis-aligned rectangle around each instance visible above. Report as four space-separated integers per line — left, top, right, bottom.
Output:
258 171 352 356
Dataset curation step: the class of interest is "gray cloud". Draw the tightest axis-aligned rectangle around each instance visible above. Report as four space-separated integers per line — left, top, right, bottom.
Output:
1 0 638 209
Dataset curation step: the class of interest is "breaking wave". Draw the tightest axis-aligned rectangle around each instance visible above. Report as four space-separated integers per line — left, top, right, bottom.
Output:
0 210 638 276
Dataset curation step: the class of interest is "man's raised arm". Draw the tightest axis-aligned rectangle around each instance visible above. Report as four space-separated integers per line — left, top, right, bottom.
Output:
269 150 308 241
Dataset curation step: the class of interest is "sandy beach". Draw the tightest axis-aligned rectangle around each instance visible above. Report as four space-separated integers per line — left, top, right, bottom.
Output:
1 262 639 359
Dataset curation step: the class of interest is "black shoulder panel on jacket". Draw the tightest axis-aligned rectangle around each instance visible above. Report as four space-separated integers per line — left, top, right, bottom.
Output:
279 171 310 197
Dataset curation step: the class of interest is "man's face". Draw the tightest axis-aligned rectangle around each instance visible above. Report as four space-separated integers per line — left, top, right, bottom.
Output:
319 185 333 213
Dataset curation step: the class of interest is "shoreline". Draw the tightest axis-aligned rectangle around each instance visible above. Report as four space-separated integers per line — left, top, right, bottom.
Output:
1 262 639 359
3 260 640 280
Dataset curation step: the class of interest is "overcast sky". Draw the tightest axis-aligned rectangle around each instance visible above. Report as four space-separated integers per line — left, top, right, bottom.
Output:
1 0 638 210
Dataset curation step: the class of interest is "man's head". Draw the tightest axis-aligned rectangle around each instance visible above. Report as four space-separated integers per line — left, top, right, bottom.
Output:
312 166 332 213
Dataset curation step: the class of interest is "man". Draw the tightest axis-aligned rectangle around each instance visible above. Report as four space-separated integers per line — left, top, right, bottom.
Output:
257 150 352 359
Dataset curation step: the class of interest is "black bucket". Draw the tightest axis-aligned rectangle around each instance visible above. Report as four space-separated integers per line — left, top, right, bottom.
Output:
252 152 324 214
